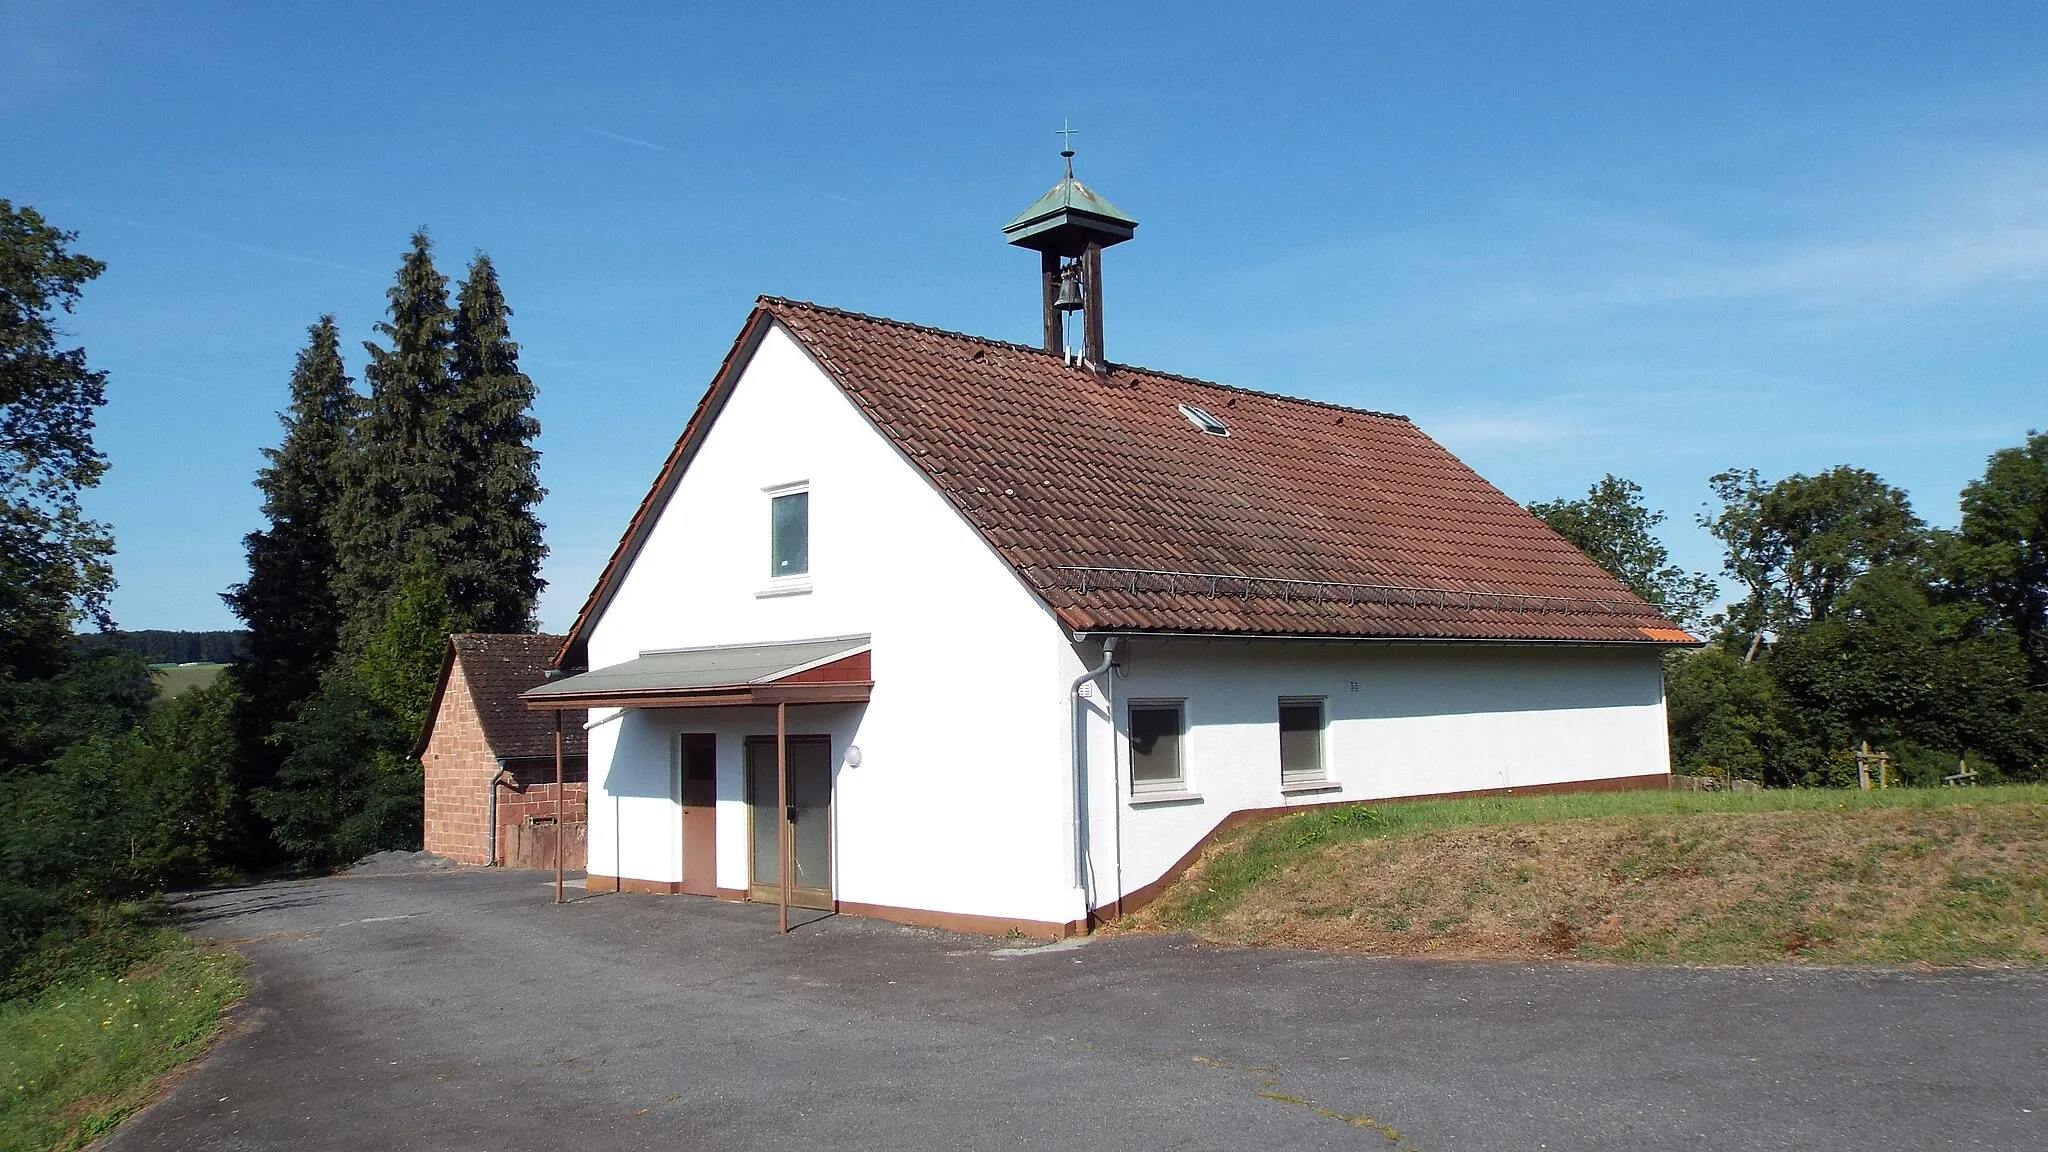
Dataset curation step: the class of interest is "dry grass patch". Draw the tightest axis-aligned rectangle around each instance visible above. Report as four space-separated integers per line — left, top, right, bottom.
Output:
1131 793 2048 967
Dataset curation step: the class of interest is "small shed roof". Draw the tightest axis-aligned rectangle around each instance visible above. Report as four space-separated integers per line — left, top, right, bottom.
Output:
523 635 872 711
416 634 588 760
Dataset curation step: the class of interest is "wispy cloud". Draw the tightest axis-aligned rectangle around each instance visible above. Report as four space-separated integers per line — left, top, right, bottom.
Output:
91 211 380 278
101 366 221 389
1423 411 1608 447
1473 153 2048 324
485 98 675 154
222 242 380 279
1231 136 2048 357
1799 424 2023 451
545 116 673 154
0 6 85 111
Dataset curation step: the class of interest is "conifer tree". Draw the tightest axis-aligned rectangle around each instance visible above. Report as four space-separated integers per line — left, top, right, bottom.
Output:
329 231 458 648
445 253 546 632
257 556 446 866
223 317 353 763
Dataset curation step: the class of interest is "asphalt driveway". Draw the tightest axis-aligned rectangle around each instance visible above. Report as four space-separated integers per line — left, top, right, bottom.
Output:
105 867 2047 1151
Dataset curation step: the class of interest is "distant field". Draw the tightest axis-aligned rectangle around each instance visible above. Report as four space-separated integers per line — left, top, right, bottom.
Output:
148 663 230 701
1130 785 2048 967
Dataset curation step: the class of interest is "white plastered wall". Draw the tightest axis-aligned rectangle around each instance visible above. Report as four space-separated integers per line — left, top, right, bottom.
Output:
583 323 1081 924
1070 638 1671 907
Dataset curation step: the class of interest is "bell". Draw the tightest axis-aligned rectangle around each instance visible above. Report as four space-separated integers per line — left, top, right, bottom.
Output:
1054 266 1085 312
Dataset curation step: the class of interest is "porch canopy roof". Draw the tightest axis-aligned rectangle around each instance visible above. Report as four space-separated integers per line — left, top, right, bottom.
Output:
521 634 872 711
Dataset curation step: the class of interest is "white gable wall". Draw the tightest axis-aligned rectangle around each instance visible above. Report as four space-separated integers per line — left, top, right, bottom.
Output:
1074 639 1671 905
585 324 1080 925
580 320 1676 931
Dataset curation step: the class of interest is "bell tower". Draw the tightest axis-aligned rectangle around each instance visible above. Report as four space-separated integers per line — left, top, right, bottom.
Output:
1003 125 1138 366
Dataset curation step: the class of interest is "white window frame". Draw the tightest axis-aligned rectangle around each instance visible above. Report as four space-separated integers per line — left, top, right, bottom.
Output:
759 480 812 597
1278 696 1333 793
1126 698 1189 798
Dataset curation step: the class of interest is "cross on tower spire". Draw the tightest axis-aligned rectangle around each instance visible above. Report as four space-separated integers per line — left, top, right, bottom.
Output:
1002 124 1139 366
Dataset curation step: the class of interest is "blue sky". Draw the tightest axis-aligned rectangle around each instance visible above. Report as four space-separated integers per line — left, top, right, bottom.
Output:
5 2 2045 632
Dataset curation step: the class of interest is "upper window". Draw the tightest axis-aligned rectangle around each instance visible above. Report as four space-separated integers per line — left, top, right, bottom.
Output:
1177 403 1229 437
1128 701 1186 794
1279 698 1325 785
770 489 809 578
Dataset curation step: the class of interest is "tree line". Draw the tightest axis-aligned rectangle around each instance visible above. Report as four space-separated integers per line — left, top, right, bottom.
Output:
1532 454 2048 786
3 191 2042 991
0 203 545 989
78 630 250 664
225 231 546 869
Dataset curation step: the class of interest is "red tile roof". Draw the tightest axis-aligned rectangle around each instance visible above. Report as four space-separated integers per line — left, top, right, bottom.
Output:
558 299 1693 667
420 635 589 759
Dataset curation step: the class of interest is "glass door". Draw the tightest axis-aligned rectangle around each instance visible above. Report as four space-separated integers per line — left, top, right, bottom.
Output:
745 736 833 911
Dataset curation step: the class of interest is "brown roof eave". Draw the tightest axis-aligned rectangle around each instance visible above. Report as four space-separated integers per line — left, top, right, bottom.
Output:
557 297 1710 655
1065 626 1703 648
556 301 1084 671
555 306 780 672
522 681 875 711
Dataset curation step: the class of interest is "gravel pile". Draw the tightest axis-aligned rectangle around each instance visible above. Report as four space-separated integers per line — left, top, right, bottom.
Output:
345 850 463 875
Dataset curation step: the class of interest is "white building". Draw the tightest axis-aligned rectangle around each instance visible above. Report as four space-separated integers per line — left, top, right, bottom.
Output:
525 159 1693 936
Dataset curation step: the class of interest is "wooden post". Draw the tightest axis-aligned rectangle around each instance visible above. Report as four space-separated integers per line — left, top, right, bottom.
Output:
777 701 789 935
1857 740 1872 791
1082 242 1105 366
553 709 565 904
1041 250 1061 353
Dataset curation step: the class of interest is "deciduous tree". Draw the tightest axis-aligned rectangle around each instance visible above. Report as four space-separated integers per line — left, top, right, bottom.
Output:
353 554 454 740
1703 466 1923 659
1769 564 2035 771
1528 475 1717 631
0 201 114 771
258 557 447 868
1951 431 2048 685
1663 646 1812 785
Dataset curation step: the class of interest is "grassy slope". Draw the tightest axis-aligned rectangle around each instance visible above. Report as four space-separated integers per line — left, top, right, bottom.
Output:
0 940 246 1151
147 664 229 702
1133 785 2048 966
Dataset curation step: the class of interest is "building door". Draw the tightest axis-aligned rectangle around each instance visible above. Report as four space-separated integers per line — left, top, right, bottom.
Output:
678 734 717 897
745 735 833 910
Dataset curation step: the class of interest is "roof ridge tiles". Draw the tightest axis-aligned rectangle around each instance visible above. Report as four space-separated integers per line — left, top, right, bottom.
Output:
755 296 1413 424
551 297 1697 667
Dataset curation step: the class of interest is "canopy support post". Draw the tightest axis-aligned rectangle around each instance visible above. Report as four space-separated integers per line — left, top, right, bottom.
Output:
777 701 789 935
553 709 565 905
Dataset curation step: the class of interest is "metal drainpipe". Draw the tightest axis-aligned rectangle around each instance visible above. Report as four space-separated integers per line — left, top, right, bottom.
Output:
1068 636 1120 919
486 764 515 866
1109 650 1124 922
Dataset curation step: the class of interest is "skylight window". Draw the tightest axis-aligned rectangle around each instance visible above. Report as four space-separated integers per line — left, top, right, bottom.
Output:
1178 403 1229 437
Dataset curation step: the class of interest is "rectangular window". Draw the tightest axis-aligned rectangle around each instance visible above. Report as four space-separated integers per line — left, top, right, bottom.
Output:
1128 701 1185 794
1279 698 1325 785
770 489 809 578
